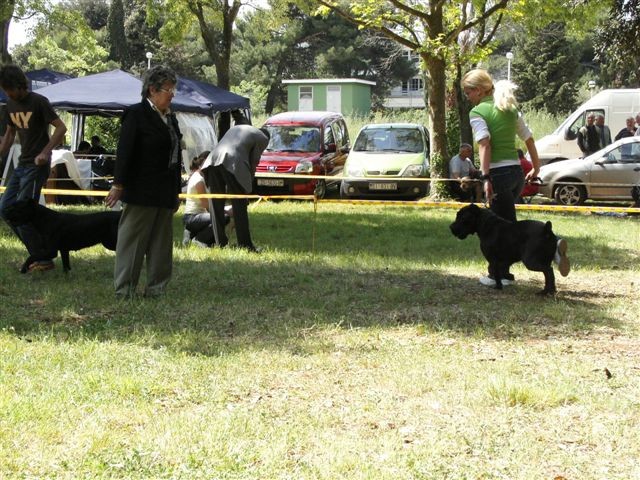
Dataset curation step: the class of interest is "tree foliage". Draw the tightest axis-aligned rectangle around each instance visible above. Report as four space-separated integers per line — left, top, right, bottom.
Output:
159 0 243 89
595 0 640 87
1 0 52 64
314 0 510 188
232 7 416 113
15 4 112 75
513 22 579 115
107 0 129 68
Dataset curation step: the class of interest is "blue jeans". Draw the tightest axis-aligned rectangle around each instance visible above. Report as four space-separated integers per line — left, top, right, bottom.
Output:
489 164 524 222
0 163 52 258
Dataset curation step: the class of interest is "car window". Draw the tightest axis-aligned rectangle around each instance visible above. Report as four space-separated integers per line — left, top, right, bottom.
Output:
331 121 344 147
266 126 321 152
618 142 640 163
353 128 424 153
324 124 335 147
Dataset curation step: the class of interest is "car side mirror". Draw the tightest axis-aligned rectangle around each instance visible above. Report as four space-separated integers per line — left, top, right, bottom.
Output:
325 143 337 153
564 128 577 141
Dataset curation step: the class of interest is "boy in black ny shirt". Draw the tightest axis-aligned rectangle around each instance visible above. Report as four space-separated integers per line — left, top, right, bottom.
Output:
0 65 67 272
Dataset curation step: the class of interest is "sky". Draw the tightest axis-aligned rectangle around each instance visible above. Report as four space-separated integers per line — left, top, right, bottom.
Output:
8 18 34 49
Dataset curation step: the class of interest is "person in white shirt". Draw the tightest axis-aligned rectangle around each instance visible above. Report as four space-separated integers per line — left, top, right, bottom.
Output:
182 151 215 247
449 143 480 201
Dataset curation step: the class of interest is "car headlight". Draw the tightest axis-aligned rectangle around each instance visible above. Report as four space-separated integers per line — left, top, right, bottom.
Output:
402 164 424 177
295 161 314 174
345 164 365 177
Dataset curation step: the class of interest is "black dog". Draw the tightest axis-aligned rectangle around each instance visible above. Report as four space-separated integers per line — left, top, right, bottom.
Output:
449 204 558 294
4 199 120 273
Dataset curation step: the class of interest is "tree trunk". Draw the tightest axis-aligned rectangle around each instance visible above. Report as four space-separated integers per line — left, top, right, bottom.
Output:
455 63 473 147
423 53 448 196
265 53 289 114
193 0 241 91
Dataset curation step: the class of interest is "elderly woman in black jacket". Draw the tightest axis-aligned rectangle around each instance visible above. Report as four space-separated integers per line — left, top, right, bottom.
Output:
105 66 182 298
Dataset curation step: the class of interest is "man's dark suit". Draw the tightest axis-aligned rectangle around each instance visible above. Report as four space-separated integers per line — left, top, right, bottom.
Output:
201 125 269 250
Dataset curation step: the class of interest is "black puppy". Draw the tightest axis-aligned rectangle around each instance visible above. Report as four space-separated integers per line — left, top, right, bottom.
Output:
4 199 120 273
449 204 558 294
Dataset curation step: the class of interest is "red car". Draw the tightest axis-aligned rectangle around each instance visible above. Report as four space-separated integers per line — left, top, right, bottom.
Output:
255 111 350 198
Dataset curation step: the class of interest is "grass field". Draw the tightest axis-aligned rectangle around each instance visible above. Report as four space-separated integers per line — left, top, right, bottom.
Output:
1 200 639 479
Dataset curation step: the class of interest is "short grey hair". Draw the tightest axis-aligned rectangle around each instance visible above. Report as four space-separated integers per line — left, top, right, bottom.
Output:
141 65 177 99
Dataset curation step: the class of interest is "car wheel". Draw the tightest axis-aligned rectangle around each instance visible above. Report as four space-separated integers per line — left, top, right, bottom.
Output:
314 179 326 199
554 183 586 206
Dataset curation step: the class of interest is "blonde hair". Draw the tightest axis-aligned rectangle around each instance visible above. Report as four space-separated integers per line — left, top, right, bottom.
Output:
462 69 518 111
493 79 518 111
461 69 494 96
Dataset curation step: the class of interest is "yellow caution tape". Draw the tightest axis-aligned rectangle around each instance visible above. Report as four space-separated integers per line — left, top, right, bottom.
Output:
1 187 638 215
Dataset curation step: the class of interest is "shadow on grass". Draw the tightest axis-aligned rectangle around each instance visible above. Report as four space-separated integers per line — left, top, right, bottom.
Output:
0 206 635 355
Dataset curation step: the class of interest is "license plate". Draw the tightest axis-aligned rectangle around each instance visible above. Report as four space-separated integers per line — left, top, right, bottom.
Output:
369 182 397 191
257 178 285 187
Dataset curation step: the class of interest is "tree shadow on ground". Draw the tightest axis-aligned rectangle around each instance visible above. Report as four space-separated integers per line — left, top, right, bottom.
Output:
0 207 636 356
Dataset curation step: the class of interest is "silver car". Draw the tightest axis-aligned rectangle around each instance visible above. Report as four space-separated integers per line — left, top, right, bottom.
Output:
538 136 640 205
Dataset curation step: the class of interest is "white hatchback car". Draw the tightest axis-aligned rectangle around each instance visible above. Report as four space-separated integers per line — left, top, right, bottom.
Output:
538 136 640 205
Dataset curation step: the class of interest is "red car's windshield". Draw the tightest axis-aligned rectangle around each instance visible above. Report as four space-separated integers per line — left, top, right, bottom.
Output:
265 126 321 153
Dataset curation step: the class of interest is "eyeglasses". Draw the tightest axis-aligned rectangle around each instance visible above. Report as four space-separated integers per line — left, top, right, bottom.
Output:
159 87 176 95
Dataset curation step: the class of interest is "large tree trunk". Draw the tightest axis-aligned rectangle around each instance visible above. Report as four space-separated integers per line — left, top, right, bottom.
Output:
421 4 450 197
424 54 448 190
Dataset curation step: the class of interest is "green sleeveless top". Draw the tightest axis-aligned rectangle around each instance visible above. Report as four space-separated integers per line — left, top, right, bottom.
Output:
470 96 519 166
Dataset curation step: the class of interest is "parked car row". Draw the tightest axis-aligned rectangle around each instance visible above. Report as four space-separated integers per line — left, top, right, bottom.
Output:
253 111 640 206
254 111 431 200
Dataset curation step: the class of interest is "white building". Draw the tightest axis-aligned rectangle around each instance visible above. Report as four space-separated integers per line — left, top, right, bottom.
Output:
384 49 425 109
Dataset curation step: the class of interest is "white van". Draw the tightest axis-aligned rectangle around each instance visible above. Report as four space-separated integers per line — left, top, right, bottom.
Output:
535 89 640 164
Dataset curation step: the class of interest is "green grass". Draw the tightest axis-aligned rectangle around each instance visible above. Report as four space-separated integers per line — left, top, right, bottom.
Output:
1 201 639 479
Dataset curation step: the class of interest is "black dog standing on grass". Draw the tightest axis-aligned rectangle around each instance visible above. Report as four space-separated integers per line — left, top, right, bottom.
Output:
450 204 559 294
4 199 120 273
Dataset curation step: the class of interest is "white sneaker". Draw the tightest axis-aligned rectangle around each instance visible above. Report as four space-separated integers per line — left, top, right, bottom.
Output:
479 275 513 287
554 238 570 277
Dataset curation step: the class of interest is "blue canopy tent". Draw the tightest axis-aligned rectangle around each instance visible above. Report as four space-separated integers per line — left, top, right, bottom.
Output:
35 69 232 158
36 69 212 116
176 76 250 113
35 69 251 146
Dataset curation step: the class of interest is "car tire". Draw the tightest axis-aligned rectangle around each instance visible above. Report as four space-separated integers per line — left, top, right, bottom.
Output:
554 183 586 206
314 179 326 199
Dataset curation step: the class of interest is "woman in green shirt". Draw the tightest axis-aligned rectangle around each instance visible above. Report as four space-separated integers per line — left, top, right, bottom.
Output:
461 69 569 285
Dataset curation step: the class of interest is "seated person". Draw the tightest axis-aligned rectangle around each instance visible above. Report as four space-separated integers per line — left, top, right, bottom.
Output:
183 151 231 247
74 140 91 157
183 151 214 247
89 135 107 155
449 143 481 201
